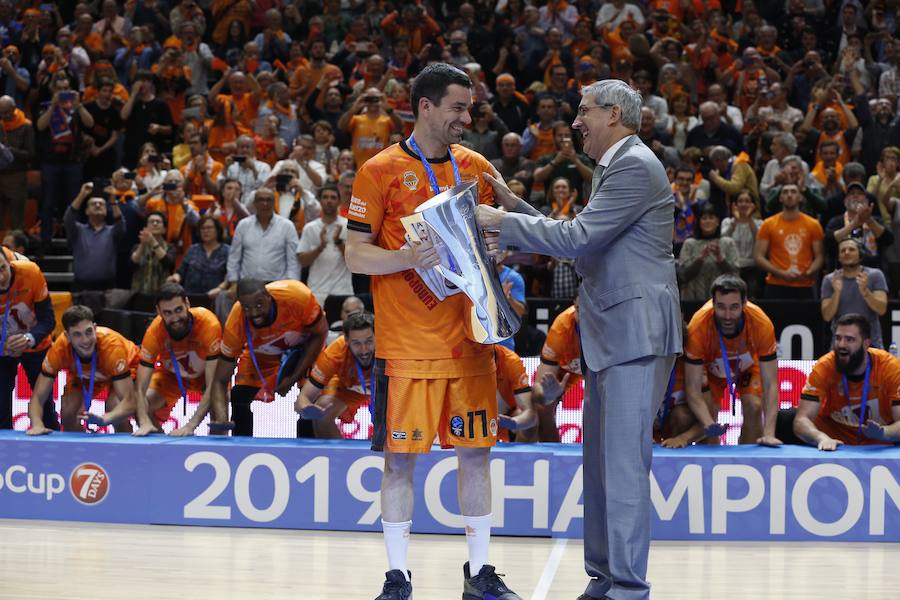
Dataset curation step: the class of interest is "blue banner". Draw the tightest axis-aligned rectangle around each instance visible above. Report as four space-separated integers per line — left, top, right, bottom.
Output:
0 433 897 542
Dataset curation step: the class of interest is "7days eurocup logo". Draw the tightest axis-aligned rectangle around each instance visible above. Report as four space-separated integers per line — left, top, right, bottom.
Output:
69 463 110 505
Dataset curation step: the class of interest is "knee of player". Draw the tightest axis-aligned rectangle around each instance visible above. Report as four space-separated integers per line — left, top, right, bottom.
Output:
740 394 763 415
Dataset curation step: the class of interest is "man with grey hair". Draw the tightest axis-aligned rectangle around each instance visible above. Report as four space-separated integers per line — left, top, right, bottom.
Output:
477 78 682 600
686 100 744 154
760 132 801 196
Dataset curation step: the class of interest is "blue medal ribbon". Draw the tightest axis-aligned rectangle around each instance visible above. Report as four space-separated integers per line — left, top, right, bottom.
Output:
0 293 12 357
841 352 872 441
408 134 461 195
73 347 98 415
716 327 739 416
168 317 193 416
354 358 375 416
244 303 276 401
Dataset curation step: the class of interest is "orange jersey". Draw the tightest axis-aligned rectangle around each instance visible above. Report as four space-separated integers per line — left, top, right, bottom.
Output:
685 300 777 384
801 348 900 445
541 306 582 376
140 307 222 381
348 113 394 168
756 212 824 288
42 326 140 383
526 124 556 162
221 280 323 359
216 93 259 132
495 345 531 411
347 141 496 377
1 261 51 353
309 335 373 406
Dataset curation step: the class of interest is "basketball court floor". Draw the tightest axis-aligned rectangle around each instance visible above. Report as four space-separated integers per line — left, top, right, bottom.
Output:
0 519 896 599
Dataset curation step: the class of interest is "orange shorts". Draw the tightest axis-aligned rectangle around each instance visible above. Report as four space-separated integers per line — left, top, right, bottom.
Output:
709 364 762 408
373 359 498 453
148 369 206 424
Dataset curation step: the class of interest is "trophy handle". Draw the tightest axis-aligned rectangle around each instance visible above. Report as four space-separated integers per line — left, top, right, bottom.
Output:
433 264 468 289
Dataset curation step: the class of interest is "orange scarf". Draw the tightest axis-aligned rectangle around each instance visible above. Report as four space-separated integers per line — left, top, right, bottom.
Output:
1 108 29 132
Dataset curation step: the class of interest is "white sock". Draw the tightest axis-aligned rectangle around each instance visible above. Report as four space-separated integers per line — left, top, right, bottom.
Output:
464 514 492 575
382 519 412 581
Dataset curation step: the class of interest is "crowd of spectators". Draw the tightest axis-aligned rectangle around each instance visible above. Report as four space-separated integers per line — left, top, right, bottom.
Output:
0 0 898 353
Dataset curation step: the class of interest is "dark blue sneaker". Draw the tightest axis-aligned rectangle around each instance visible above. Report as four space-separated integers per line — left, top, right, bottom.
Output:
462 562 522 600
375 569 412 600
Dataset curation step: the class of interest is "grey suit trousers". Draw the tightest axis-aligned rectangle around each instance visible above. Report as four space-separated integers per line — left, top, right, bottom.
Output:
583 353 676 600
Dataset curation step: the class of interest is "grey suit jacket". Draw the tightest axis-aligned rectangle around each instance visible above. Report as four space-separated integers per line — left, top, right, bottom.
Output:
499 134 683 372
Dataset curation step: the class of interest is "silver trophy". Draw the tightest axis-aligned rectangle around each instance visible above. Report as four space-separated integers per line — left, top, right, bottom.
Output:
401 181 521 344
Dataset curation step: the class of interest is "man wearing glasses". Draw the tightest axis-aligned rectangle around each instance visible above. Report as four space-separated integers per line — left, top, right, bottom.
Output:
478 80 682 600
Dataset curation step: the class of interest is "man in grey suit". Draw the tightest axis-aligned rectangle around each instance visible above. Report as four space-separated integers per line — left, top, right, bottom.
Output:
476 79 682 600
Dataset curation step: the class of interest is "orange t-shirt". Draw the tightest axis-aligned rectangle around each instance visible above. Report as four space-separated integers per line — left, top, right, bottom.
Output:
526 123 557 162
347 141 496 378
42 326 140 383
801 348 900 445
1 261 51 353
309 335 373 405
290 62 342 103
221 280 323 359
140 307 222 381
216 93 259 132
756 212 824 287
540 306 582 376
495 345 531 411
348 113 394 168
685 300 777 385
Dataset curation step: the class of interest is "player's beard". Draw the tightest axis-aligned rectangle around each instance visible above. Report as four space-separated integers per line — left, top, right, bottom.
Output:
445 120 466 144
835 345 866 375
353 349 373 370
165 315 192 341
714 314 742 337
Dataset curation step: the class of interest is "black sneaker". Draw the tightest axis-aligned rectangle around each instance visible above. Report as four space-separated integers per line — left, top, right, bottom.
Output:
462 562 522 600
375 569 412 600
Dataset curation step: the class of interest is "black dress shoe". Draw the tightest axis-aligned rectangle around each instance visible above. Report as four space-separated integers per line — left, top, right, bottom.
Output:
576 595 606 600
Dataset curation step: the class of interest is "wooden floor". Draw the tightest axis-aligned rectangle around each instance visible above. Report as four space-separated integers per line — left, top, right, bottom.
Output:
0 520 897 599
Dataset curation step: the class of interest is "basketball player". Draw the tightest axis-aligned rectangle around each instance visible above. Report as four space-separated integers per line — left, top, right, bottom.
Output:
133 283 227 436
295 310 375 439
494 344 537 441
26 305 139 434
684 274 782 446
523 296 581 442
792 313 900 448
0 249 57 431
215 279 327 436
346 63 522 600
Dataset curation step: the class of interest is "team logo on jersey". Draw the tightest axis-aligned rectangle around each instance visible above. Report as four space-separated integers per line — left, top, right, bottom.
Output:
412 429 423 441
69 463 110 505
392 430 407 440
115 359 127 374
450 415 464 437
402 171 419 191
489 418 498 436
